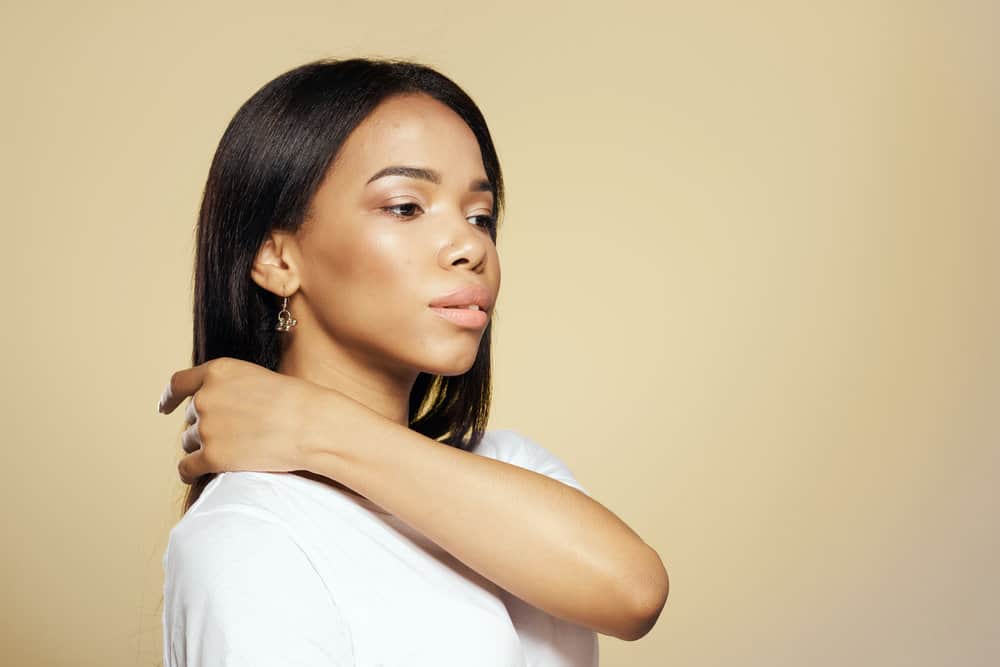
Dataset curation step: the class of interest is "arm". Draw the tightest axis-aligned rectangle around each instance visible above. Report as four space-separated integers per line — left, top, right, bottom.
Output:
302 393 669 641
162 510 354 666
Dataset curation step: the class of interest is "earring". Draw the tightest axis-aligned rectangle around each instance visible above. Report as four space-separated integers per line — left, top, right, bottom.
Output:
276 294 297 332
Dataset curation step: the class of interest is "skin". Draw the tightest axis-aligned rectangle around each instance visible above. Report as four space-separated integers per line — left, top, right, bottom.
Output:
261 92 500 428
159 92 669 640
252 91 501 508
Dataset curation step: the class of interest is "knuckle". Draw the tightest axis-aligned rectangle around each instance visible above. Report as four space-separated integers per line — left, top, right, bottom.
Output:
204 361 219 380
212 357 235 374
196 414 212 440
201 447 218 469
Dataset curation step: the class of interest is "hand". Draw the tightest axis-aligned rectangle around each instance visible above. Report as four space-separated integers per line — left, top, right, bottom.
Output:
157 357 323 484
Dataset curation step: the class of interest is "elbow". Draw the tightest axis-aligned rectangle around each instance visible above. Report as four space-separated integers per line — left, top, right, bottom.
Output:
619 547 669 642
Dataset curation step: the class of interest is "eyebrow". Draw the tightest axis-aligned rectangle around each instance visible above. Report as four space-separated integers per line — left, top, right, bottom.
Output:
366 165 493 195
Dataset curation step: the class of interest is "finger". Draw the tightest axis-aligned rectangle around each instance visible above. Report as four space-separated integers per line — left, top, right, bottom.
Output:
181 421 202 454
159 360 217 415
178 448 212 485
184 394 199 427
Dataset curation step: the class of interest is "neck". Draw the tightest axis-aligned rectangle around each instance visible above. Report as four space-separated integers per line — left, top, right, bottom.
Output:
277 328 418 427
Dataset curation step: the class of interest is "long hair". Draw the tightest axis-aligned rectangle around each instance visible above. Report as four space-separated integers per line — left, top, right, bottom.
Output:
181 57 505 514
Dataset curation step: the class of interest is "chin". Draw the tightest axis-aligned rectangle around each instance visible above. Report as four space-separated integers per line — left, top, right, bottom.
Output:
426 361 478 377
421 349 481 377
434 367 476 378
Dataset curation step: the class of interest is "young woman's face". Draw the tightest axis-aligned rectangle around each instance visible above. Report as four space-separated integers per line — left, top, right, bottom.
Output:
289 92 501 379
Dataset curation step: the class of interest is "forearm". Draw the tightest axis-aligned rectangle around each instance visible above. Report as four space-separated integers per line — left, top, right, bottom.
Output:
300 390 668 641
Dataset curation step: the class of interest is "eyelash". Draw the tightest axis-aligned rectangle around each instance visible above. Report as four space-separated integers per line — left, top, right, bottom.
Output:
381 203 496 229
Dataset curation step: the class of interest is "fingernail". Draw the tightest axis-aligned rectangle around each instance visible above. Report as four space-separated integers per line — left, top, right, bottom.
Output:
158 382 170 413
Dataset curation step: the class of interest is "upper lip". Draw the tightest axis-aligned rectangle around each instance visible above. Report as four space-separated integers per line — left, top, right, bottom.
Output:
429 283 494 312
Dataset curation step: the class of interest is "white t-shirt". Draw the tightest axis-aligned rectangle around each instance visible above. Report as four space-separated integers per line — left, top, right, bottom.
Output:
161 428 600 666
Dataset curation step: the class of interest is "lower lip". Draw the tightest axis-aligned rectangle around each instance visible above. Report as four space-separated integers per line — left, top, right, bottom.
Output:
429 306 489 329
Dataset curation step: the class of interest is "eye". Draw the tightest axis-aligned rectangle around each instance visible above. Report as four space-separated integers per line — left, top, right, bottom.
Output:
382 202 423 219
382 203 496 230
468 213 497 229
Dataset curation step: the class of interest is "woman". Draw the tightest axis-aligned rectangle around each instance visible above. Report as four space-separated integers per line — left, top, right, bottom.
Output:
158 57 668 666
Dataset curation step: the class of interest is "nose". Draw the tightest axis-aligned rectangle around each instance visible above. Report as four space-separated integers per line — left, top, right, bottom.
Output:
438 208 491 271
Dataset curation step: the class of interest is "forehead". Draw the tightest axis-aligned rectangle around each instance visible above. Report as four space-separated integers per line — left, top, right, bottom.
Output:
334 93 485 182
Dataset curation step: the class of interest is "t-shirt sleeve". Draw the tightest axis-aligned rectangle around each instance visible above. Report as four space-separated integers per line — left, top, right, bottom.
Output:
162 508 354 667
483 429 591 497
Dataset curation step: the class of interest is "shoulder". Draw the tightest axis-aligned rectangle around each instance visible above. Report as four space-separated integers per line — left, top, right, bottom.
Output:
165 473 288 569
163 472 333 613
163 493 319 610
162 479 355 664
475 429 591 497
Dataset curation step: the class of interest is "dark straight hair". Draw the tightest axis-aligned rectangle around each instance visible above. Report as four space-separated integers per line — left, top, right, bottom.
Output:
181 57 505 514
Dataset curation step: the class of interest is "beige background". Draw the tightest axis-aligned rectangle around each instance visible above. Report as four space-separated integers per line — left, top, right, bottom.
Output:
2 1 997 665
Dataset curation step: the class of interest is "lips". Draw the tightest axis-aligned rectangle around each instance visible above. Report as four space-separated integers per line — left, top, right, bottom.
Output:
428 283 494 313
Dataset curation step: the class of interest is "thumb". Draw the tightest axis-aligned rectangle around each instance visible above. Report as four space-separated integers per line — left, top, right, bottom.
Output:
178 448 214 485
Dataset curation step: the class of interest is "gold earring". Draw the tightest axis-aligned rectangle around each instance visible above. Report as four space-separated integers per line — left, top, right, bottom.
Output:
276 294 297 332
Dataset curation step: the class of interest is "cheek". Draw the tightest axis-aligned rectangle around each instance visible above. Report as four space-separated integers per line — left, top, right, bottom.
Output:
302 226 422 331
351 229 419 299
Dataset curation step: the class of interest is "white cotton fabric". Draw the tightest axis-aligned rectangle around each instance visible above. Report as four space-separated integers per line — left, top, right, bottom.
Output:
161 428 600 666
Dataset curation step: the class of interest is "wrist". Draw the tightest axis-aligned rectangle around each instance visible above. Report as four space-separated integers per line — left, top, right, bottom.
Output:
296 384 383 476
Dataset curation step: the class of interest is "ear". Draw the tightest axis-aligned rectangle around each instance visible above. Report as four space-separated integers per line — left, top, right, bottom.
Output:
250 230 301 297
